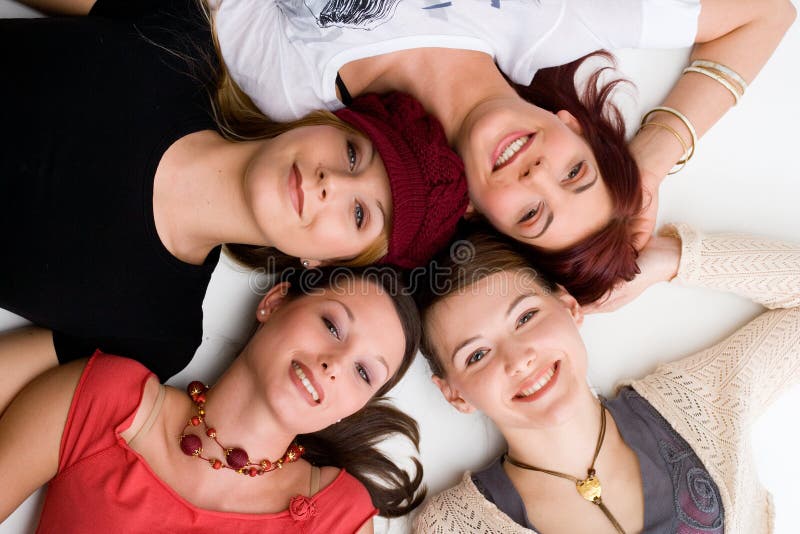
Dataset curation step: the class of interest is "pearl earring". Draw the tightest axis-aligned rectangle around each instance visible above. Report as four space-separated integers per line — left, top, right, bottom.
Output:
302 260 309 268
259 309 266 316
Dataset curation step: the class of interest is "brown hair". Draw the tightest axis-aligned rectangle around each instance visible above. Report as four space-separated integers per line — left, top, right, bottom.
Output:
415 220 555 378
507 51 642 304
281 266 426 516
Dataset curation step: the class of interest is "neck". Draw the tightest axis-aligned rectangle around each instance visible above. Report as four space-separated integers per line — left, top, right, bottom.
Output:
340 49 517 145
153 131 273 265
195 357 297 462
502 389 611 477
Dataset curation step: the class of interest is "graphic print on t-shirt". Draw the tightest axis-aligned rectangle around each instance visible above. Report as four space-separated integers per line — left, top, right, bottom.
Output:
302 0 403 29
291 0 535 31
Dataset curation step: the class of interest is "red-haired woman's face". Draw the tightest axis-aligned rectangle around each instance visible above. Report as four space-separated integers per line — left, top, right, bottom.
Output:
425 270 594 432
456 96 614 251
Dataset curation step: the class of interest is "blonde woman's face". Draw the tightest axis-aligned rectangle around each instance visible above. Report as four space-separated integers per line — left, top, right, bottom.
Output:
246 125 392 263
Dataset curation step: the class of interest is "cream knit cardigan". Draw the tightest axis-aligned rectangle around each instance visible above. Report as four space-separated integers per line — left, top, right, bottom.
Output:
415 225 800 534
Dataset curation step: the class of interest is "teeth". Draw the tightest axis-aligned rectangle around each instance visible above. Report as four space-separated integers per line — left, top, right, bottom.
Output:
292 362 319 401
517 364 556 398
494 136 530 169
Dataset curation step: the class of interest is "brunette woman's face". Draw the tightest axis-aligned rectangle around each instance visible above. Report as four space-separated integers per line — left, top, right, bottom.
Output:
246 279 406 434
425 270 592 432
246 125 392 263
456 96 614 251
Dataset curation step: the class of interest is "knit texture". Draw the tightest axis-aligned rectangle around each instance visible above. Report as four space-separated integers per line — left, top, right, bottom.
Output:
415 225 800 533
335 92 468 269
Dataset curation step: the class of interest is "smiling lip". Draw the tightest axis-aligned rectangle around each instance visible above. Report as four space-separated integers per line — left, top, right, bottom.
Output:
288 164 304 217
491 131 535 171
513 361 560 403
289 360 325 406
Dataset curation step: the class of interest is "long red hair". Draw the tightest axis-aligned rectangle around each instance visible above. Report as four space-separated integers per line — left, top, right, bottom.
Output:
508 51 642 304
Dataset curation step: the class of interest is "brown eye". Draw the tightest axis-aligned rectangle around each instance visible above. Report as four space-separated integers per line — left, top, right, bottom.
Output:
565 161 584 181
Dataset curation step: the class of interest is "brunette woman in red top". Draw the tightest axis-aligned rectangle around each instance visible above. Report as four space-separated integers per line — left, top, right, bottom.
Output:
0 268 424 533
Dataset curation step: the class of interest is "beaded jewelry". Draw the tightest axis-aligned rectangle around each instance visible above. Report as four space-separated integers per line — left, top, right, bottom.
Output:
179 381 305 477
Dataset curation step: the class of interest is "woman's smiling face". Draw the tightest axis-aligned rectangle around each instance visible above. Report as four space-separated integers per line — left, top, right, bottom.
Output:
425 269 591 432
245 278 406 434
456 96 613 251
246 124 392 263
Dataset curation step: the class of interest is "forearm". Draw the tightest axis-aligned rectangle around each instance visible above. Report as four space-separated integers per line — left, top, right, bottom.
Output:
630 0 796 179
0 359 84 521
666 224 800 309
0 326 59 416
15 0 95 16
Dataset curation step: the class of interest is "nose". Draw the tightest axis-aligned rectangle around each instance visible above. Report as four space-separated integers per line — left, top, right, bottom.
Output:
504 345 536 376
320 359 340 381
518 156 544 183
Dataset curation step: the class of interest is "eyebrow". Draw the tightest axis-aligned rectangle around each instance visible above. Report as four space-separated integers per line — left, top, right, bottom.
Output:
506 293 536 318
574 173 599 194
451 336 480 365
522 172 599 240
330 299 355 322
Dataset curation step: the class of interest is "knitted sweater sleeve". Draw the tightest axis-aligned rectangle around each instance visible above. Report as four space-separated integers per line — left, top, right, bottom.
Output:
413 472 537 534
625 225 800 533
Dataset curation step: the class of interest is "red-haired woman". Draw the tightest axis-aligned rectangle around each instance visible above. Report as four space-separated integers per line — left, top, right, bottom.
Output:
201 0 791 303
19 1 794 299
0 268 425 532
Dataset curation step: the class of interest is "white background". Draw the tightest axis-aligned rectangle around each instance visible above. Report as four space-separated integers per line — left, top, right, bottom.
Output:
1 0 799 532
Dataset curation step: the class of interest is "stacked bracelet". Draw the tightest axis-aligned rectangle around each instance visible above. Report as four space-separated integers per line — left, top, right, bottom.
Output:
682 60 747 105
640 106 697 173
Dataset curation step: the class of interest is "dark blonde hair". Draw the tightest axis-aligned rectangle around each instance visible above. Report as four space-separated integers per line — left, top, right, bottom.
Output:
201 1 390 271
415 220 555 378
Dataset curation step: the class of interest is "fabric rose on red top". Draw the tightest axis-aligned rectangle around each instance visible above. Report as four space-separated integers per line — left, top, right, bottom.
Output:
289 495 317 521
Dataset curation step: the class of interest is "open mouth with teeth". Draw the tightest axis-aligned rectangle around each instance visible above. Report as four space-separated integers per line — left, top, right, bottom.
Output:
292 361 320 403
494 134 533 170
514 361 560 401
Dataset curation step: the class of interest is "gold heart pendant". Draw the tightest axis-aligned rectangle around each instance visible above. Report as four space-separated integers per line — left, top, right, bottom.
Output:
575 474 602 502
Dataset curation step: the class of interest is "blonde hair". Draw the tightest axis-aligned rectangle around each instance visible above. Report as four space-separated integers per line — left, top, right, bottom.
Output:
201 1 391 270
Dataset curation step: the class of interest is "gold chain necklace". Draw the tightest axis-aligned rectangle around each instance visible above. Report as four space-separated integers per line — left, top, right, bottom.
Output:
504 403 625 534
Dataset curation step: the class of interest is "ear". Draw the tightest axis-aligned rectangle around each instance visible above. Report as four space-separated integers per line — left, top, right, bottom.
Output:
432 375 476 414
300 258 323 269
555 110 583 136
464 200 476 216
256 281 291 322
552 284 584 327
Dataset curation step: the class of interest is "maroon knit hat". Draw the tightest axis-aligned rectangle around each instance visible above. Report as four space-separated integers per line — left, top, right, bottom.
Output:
334 92 468 269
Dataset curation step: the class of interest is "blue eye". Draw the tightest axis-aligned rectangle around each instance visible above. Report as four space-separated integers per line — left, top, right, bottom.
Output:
466 349 489 366
356 363 371 384
347 141 357 171
517 310 537 328
354 202 364 229
323 317 340 340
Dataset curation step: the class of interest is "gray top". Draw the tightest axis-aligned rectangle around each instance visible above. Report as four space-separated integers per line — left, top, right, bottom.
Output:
472 387 724 533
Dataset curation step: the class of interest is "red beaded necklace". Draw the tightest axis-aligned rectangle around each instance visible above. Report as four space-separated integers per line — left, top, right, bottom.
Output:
179 381 305 477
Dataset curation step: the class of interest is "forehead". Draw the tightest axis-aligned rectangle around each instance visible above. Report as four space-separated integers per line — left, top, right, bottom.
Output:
426 269 544 347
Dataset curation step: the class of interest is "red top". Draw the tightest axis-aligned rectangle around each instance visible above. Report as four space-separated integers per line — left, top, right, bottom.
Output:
37 353 378 533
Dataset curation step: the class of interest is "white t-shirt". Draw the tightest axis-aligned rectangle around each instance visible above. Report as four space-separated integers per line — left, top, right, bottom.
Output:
215 0 701 122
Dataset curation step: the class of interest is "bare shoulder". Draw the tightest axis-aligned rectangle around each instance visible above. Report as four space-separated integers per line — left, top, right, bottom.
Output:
119 375 162 443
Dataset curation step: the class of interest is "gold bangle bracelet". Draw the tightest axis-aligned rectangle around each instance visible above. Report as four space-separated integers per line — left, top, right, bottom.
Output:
641 106 697 162
683 66 741 105
637 122 689 174
690 59 748 93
